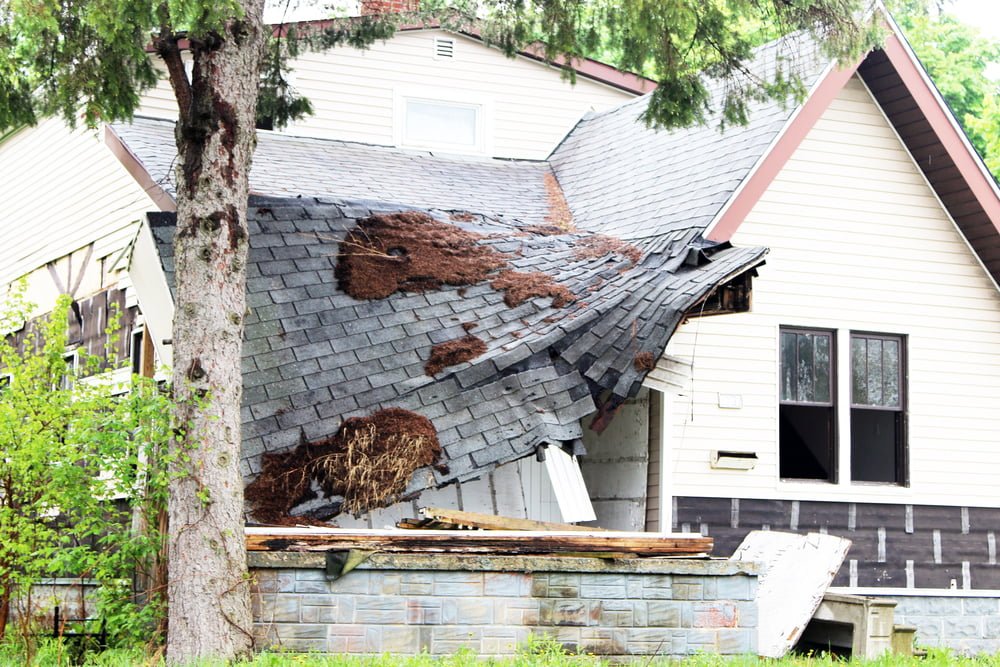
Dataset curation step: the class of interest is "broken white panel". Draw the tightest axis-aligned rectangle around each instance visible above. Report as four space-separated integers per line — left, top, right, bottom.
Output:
641 354 692 394
731 530 851 658
544 446 596 523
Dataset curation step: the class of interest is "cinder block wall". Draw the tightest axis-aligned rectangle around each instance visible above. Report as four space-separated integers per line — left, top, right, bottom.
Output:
894 597 1000 655
250 553 759 657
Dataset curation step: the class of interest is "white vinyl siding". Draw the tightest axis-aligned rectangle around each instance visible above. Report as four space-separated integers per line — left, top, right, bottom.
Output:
0 118 158 290
136 30 632 159
664 75 1000 507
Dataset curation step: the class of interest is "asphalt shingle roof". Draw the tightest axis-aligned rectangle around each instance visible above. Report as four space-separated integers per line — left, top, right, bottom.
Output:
149 197 765 520
126 36 832 519
549 33 829 240
115 118 553 226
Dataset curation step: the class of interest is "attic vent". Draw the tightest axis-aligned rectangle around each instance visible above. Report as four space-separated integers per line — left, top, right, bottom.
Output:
434 37 454 59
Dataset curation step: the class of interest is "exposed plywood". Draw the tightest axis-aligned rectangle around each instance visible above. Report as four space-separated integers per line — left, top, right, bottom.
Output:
663 75 1000 508
580 392 648 530
457 476 495 515
731 531 851 658
491 460 528 519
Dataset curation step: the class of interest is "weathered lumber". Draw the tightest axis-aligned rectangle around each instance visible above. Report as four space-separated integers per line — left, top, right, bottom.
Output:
410 507 605 532
245 527 712 556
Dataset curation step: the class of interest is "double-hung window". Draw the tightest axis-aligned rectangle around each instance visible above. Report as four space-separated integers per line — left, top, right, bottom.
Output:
779 327 907 485
850 333 906 484
779 328 836 482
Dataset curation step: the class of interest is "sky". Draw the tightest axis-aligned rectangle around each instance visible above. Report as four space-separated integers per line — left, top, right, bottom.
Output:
948 0 1000 41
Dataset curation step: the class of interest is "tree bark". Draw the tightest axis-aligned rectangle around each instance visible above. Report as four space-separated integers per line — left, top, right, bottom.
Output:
160 1 266 662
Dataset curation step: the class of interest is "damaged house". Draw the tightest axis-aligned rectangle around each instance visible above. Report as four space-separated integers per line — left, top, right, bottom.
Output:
3 6 1000 655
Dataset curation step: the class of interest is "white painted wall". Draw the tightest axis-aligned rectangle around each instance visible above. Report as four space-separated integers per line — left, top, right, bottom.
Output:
137 29 633 160
0 119 157 298
663 75 1000 507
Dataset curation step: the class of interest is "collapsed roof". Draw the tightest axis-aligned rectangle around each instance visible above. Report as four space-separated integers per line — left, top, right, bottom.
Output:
145 198 765 520
121 20 1000 521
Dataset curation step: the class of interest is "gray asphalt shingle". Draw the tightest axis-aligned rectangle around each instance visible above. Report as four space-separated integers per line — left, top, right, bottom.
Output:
148 194 765 520
125 35 835 520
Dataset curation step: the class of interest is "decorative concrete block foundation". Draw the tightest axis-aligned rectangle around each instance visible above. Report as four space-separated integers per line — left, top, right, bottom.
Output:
250 553 759 657
893 596 1000 655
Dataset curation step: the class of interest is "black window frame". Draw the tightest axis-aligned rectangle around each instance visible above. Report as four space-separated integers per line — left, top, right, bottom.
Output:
778 326 838 483
849 331 908 486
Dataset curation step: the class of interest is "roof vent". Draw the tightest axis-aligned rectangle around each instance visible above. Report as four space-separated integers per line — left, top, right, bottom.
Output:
434 37 454 59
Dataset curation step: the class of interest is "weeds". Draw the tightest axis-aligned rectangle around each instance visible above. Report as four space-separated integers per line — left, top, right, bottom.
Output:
1 636 997 667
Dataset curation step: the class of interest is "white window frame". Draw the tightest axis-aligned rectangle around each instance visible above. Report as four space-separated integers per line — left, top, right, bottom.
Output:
393 86 493 155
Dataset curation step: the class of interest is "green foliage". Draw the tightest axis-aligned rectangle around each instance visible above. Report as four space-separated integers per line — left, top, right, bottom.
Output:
0 288 173 647
476 0 882 129
894 6 1000 180
1 638 998 666
0 0 881 135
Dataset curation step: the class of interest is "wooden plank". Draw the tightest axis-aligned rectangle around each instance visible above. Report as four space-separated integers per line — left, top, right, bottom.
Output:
246 527 712 556
731 531 851 658
417 507 603 532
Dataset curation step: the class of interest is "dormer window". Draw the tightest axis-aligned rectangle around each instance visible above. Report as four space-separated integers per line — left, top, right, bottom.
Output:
394 88 492 155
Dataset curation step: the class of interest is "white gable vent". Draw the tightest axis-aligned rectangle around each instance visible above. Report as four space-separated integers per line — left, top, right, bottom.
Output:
434 37 454 59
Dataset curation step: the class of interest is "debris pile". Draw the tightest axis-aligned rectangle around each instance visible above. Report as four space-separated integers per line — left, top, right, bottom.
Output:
574 235 642 265
425 335 487 376
633 351 656 371
336 212 506 299
491 270 575 308
543 172 574 232
246 408 440 522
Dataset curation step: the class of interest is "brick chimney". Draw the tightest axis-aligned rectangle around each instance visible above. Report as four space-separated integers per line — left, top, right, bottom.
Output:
359 0 418 14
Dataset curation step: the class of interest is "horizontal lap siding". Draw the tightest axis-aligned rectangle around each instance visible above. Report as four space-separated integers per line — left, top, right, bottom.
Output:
137 31 631 160
665 76 1000 507
0 119 157 288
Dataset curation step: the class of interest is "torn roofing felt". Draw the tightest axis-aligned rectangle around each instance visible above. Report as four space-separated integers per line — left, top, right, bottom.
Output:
146 196 766 520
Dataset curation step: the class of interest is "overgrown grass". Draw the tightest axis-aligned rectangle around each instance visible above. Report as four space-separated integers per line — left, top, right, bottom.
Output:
1 636 999 667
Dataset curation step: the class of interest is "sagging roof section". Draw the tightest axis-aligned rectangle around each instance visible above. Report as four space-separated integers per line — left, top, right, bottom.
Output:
145 197 765 520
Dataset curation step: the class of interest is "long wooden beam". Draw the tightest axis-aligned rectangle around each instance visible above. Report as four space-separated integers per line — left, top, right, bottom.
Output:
245 527 712 556
412 507 605 532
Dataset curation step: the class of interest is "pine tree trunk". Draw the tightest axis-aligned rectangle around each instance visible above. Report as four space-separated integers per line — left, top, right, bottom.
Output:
161 2 265 662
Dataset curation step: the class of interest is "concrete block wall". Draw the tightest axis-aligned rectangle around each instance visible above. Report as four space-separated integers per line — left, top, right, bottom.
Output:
250 553 758 657
894 596 1000 655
